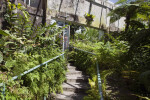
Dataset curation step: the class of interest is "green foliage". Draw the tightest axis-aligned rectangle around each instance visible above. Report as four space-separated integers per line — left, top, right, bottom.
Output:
83 76 100 100
107 0 150 97
101 70 113 92
0 1 66 100
139 71 150 92
75 28 100 42
84 13 95 25
108 0 150 32
71 39 129 68
69 0 150 98
69 35 129 99
133 94 150 100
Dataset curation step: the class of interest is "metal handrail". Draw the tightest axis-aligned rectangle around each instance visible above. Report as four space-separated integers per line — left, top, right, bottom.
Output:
0 53 64 99
72 47 104 100
72 47 96 55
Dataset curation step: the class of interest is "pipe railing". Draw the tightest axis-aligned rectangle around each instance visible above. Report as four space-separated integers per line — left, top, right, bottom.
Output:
72 46 104 100
0 53 64 100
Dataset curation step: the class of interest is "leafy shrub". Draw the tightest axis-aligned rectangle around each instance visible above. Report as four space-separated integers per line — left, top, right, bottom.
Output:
83 76 100 100
69 39 129 99
75 28 100 42
0 1 66 99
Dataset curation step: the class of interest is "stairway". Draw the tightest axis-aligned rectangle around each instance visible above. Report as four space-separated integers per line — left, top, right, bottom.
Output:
55 63 89 100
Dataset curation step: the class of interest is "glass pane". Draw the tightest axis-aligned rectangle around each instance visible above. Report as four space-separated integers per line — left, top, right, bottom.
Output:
26 0 29 5
30 0 40 7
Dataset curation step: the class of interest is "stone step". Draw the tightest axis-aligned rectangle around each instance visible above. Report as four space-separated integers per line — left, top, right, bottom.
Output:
55 91 86 100
66 76 88 83
67 66 76 71
56 63 89 100
66 74 88 78
62 82 89 93
66 70 82 76
55 94 72 100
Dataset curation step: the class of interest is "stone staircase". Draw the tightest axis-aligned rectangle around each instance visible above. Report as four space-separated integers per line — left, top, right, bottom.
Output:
55 63 89 100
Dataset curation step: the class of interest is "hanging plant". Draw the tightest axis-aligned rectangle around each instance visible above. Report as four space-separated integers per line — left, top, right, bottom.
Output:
84 13 95 25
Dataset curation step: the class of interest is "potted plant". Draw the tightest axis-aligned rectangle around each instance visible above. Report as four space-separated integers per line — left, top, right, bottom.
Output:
84 13 95 25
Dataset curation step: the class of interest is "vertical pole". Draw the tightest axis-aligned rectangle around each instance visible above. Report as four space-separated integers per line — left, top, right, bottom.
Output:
68 25 70 49
44 63 47 100
2 83 5 100
88 1 92 14
28 0 30 6
118 18 120 32
99 1 104 28
24 0 26 4
96 61 103 100
106 8 107 26
74 0 79 21
62 23 65 59
99 30 104 41
44 96 46 100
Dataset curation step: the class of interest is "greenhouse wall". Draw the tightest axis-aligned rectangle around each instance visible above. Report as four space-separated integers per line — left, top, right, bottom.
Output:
0 0 125 31
47 0 125 31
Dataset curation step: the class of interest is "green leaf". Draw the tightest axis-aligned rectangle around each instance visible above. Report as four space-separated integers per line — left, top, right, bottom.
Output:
22 11 29 21
0 29 10 36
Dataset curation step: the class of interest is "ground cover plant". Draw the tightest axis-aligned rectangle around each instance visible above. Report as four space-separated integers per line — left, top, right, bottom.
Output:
0 1 66 99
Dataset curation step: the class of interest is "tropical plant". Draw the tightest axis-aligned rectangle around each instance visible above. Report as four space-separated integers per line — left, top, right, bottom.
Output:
0 1 66 99
69 35 129 99
83 76 100 100
109 0 149 32
107 0 150 97
74 28 101 42
84 13 95 25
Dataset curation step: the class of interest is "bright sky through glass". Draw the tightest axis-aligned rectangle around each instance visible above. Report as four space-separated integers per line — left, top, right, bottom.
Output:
110 0 118 3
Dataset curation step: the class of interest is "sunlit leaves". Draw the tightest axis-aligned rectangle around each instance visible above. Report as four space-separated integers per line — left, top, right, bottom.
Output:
0 29 10 36
0 1 66 100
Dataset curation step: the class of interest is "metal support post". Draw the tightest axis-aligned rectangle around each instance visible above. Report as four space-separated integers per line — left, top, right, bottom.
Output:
43 63 47 100
68 25 70 49
2 83 5 100
96 61 103 100
24 0 26 4
44 96 46 100
28 0 31 6
98 30 104 40
62 23 65 59
62 31 65 59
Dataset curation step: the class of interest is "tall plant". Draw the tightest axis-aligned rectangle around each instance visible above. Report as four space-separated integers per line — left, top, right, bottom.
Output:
0 1 66 99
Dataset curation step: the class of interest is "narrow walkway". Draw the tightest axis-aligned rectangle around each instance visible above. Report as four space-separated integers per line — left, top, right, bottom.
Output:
55 63 89 100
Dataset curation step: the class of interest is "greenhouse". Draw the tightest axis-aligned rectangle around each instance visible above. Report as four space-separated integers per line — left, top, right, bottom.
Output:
0 0 150 100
